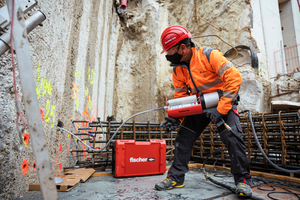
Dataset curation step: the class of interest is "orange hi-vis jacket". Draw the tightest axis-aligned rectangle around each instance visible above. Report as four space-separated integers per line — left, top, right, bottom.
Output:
172 46 242 115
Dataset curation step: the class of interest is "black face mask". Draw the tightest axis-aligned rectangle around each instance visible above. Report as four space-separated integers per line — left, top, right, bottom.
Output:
165 52 182 64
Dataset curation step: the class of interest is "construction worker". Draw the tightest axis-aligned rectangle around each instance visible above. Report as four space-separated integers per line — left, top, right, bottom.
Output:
155 25 252 197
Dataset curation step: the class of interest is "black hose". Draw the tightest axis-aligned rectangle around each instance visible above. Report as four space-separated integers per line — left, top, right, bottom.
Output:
240 109 300 173
202 149 265 200
224 45 258 69
202 110 300 200
257 180 300 200
203 149 236 193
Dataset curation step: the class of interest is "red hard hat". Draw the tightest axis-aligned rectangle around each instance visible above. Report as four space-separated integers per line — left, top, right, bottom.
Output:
160 25 192 54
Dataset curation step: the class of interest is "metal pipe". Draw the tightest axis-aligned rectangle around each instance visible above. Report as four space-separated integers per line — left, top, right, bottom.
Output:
89 130 178 134
280 40 286 74
240 112 299 119
0 10 46 56
120 0 127 9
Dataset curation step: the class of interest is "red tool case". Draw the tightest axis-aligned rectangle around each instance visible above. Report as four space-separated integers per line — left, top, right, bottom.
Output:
112 140 166 177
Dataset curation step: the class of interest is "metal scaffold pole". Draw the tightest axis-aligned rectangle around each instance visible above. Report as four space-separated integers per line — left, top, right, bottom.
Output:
6 0 58 199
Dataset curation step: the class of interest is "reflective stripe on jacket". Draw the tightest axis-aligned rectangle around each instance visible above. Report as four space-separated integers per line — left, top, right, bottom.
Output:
172 46 242 115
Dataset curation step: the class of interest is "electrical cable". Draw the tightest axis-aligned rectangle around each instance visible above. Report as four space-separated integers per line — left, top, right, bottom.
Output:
224 45 259 70
10 0 27 151
58 106 167 152
256 180 300 200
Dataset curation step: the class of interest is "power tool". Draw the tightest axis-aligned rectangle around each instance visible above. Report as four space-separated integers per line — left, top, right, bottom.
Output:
165 91 246 145
166 91 223 118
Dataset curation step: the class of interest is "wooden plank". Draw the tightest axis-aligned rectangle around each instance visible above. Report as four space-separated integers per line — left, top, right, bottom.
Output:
30 168 95 192
271 100 300 111
92 172 113 177
29 184 41 191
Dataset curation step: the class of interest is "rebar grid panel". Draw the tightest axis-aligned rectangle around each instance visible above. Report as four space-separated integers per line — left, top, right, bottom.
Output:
192 111 300 176
67 119 177 169
66 111 300 176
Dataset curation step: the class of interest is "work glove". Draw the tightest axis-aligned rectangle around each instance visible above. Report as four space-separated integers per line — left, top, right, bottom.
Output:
206 108 224 123
160 117 180 133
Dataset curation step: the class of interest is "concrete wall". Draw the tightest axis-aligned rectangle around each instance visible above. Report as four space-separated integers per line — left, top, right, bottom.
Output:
251 0 269 79
291 0 300 71
280 0 296 47
280 0 300 73
291 0 300 46
260 0 286 77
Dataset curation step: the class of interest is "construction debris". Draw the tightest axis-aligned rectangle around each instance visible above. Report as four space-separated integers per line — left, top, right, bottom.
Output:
29 168 95 192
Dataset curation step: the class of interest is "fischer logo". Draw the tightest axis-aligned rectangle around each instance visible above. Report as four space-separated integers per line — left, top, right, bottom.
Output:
130 157 148 163
165 37 176 44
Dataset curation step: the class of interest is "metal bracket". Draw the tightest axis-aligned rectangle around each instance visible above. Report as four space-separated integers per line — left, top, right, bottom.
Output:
0 0 37 32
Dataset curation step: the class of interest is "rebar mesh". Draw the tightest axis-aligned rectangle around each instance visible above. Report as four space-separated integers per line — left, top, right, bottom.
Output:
66 111 300 176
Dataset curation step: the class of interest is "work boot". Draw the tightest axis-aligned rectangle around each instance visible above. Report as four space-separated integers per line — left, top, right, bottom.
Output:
155 178 185 190
236 183 252 197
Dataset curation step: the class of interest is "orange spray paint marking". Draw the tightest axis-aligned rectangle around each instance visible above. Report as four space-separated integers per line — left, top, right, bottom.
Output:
71 82 79 99
60 144 62 152
32 162 36 170
59 163 62 170
81 110 91 159
86 96 90 111
81 110 91 127
40 108 44 121
22 160 29 175
23 132 29 147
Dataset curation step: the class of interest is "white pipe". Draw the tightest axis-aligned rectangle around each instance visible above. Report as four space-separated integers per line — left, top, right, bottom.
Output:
167 95 198 106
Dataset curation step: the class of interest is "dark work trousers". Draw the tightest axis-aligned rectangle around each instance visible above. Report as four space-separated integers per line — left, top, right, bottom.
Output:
167 106 252 185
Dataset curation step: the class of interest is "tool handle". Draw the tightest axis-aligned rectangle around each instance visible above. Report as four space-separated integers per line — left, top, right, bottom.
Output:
216 119 231 130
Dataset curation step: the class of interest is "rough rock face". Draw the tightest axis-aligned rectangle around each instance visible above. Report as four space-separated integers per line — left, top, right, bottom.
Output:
270 73 300 102
0 0 281 199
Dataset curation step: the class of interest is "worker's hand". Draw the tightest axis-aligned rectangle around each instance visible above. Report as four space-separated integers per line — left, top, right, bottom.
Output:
160 117 180 133
206 108 224 123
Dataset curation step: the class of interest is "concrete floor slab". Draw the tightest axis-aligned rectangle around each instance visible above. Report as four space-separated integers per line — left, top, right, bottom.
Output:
15 168 300 200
